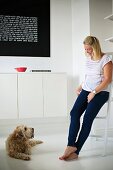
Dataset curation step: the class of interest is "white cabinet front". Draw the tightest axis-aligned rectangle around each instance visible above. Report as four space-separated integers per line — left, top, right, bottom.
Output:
0 73 67 119
18 74 43 118
0 74 18 119
43 73 67 117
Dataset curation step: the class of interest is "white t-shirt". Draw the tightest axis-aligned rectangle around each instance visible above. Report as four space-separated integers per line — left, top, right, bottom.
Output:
82 54 112 92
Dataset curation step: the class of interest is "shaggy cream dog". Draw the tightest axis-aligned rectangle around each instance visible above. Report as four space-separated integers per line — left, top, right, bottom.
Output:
6 125 43 160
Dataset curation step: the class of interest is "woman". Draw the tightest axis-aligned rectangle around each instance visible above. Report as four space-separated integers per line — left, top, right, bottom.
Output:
59 36 113 161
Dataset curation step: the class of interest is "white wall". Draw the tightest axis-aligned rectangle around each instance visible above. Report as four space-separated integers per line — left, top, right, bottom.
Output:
90 0 113 53
0 0 72 74
71 0 90 89
50 0 73 111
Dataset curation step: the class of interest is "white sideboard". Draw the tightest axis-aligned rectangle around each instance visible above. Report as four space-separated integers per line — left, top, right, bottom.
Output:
0 73 67 119
18 73 44 118
0 74 18 119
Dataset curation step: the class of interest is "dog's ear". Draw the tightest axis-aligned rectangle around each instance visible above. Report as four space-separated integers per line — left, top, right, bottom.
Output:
16 126 20 129
16 130 24 139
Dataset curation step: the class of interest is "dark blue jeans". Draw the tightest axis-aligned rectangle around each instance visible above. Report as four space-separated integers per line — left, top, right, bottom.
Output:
68 89 109 155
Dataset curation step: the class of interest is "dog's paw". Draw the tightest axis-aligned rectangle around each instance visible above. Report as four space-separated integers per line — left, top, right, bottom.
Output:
25 151 31 155
36 140 43 144
23 156 31 161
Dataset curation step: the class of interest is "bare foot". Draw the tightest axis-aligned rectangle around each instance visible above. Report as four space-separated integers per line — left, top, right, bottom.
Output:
65 153 78 161
59 146 77 160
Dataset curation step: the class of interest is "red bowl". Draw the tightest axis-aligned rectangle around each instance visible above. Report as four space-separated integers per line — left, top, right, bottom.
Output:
15 67 27 72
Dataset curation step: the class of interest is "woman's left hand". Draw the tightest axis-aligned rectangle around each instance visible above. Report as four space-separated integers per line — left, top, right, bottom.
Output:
87 92 95 103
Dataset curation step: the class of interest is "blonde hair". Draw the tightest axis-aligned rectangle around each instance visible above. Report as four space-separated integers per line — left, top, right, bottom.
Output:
83 36 103 60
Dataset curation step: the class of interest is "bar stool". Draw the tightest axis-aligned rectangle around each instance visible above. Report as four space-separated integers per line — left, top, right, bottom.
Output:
90 80 113 156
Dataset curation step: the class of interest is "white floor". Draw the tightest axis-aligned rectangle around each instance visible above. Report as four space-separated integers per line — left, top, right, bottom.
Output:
0 119 113 170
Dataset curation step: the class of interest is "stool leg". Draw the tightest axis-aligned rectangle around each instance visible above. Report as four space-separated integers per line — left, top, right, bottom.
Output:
103 101 111 156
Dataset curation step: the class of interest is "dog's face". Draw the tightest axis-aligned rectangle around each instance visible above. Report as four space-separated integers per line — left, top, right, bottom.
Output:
14 125 34 140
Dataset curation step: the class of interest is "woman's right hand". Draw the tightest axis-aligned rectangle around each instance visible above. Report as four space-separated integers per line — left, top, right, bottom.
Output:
76 86 82 95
